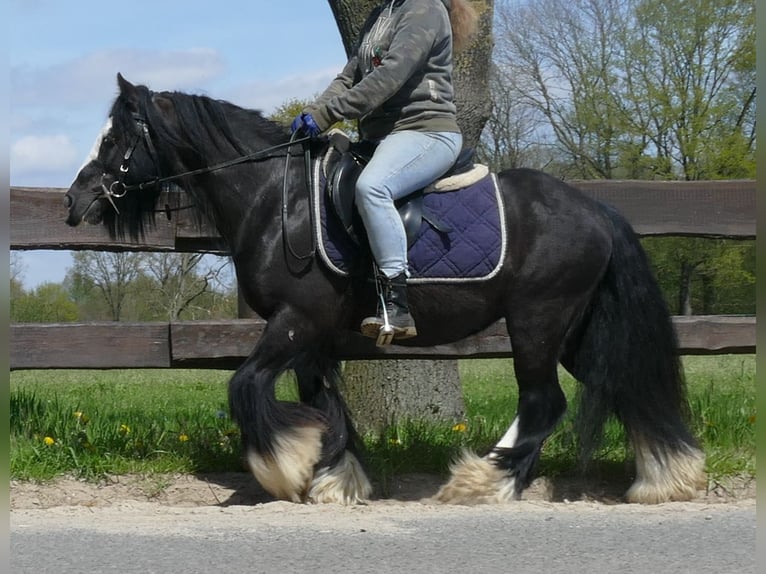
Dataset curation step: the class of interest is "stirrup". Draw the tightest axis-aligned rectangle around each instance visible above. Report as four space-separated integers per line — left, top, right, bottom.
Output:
361 267 414 346
374 289 396 347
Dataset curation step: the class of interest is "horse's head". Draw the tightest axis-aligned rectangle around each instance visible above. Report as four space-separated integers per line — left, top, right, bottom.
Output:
64 73 166 238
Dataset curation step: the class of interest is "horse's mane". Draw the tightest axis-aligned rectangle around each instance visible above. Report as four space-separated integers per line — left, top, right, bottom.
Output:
105 83 289 240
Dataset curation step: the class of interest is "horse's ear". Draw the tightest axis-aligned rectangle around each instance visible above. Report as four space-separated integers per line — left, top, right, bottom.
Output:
116 73 138 101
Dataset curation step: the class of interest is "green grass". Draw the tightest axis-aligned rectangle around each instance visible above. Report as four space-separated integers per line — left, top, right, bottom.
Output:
10 355 756 485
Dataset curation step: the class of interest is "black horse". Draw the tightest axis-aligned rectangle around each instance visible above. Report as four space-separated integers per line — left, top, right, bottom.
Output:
64 74 705 504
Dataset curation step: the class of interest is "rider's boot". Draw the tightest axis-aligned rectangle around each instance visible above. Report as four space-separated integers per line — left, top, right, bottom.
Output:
360 272 417 344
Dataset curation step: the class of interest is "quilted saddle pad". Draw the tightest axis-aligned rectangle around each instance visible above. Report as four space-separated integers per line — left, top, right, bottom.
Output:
312 160 506 284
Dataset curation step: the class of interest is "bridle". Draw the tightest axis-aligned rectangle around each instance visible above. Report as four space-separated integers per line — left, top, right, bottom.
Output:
101 112 317 260
98 114 161 213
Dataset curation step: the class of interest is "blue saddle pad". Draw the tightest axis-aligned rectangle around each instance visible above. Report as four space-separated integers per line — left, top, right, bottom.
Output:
313 161 506 283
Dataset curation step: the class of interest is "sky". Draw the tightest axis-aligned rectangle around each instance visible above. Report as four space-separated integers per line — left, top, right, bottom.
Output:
10 0 347 289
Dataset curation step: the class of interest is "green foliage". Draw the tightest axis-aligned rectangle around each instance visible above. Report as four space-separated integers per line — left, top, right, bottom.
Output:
10 282 79 323
493 0 756 180
642 237 755 315
10 370 239 480
10 356 755 483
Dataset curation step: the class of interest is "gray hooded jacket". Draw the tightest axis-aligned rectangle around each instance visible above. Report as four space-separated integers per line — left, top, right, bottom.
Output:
304 0 459 141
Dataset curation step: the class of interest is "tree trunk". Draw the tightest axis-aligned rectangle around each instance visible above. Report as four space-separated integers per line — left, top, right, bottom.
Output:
453 1 494 148
678 261 694 315
340 360 466 434
327 0 494 431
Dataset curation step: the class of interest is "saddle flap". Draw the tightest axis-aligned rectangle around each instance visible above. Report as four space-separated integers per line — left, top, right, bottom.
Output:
328 153 363 240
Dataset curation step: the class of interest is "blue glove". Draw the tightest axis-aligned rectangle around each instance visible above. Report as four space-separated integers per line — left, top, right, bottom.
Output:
290 112 322 138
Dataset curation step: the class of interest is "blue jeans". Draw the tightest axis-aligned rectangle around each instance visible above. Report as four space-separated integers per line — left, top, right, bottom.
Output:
355 130 463 278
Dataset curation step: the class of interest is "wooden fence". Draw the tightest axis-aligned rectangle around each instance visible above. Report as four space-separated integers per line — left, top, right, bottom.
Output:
10 180 756 370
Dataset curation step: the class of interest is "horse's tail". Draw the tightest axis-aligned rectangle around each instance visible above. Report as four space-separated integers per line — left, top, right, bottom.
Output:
564 203 706 502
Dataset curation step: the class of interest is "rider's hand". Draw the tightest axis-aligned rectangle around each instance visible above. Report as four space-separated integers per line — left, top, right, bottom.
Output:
290 112 322 138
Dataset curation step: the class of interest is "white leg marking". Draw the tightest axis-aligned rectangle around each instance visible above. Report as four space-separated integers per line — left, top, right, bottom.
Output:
435 417 521 504
626 436 707 503
247 426 324 502
308 451 373 504
488 416 520 458
78 117 113 173
433 450 516 505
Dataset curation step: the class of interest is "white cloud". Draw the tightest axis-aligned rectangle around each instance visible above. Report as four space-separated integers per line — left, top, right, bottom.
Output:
223 65 342 113
11 48 227 109
11 134 80 173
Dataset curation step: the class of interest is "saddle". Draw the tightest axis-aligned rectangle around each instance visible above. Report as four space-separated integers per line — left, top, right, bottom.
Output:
322 130 488 247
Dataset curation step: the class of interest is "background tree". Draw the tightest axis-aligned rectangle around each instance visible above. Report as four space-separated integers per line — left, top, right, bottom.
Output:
644 237 755 315
11 282 79 323
489 0 755 316
143 253 231 320
67 252 144 321
624 0 755 180
477 63 555 171
11 252 25 286
64 252 237 322
11 253 79 323
324 0 495 431
493 0 755 180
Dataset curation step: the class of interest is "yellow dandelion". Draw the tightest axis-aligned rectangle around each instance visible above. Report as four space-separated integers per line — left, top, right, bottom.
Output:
178 433 190 442
119 424 131 435
74 411 90 424
43 436 55 446
452 422 467 433
388 438 401 446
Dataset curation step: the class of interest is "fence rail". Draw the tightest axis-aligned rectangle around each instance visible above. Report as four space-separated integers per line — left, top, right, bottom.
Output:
9 315 756 371
10 181 756 370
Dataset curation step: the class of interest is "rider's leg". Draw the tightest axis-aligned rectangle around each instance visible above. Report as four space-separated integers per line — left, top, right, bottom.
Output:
356 130 462 339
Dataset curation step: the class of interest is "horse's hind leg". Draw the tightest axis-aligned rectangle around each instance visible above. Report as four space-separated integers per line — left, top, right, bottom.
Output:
435 313 567 504
293 359 372 504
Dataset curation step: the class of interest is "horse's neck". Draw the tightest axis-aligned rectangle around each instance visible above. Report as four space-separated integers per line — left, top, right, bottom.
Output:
182 152 287 256
164 104 290 253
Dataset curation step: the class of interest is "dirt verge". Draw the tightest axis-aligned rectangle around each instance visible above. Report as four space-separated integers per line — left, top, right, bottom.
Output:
10 471 755 510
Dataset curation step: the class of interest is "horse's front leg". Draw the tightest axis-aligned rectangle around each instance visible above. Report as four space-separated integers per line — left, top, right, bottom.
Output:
228 311 328 502
228 309 371 503
294 359 372 504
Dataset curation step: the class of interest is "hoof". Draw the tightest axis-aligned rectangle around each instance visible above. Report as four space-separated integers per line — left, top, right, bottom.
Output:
247 426 324 502
432 450 516 505
627 442 707 503
307 451 372 504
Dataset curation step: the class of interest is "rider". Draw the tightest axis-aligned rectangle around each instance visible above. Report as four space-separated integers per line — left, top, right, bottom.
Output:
291 0 478 341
